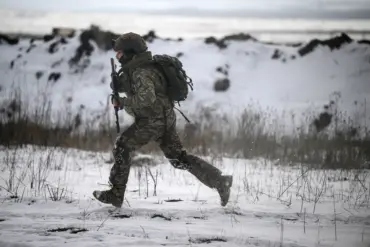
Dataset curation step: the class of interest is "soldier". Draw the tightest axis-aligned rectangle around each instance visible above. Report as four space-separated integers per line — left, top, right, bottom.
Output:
93 32 233 208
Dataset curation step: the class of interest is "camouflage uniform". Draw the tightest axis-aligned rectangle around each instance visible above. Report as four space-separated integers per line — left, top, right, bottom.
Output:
93 33 232 208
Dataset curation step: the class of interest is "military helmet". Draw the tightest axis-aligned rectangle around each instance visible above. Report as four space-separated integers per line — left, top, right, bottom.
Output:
112 32 148 54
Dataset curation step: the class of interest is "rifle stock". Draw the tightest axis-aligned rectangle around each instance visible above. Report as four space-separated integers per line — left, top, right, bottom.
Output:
110 58 120 133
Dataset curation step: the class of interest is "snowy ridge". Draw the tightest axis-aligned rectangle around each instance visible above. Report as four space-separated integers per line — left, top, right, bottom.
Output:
0 28 370 135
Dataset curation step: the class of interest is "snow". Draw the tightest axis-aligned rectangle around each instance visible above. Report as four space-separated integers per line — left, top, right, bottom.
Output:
1 30 369 135
0 146 369 246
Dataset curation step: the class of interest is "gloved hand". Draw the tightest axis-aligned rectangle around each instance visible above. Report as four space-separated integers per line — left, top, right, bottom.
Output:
111 94 125 110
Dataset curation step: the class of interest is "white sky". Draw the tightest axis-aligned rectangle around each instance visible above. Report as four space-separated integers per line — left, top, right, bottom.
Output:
0 0 369 17
0 0 368 10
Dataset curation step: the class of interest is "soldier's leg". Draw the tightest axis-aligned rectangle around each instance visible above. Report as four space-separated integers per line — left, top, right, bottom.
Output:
158 124 233 206
94 120 162 207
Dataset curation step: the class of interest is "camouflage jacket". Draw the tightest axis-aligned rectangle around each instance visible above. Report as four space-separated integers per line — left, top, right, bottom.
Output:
114 51 174 120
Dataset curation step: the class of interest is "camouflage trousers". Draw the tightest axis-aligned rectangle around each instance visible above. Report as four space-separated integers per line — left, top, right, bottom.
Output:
109 111 224 198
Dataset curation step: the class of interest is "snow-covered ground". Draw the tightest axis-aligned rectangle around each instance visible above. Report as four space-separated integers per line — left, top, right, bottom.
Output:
1 28 369 135
0 146 369 247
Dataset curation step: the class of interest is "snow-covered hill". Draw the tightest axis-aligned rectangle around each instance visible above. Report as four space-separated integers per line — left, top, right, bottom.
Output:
0 28 369 135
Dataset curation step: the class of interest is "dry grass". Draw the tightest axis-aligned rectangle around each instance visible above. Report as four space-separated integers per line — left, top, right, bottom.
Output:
178 103 370 169
0 90 114 152
1 91 369 169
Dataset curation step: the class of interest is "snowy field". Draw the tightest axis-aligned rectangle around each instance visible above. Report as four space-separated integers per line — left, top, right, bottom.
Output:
0 146 369 247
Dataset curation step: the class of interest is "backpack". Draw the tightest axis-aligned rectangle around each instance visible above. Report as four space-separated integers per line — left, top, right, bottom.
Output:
151 54 193 105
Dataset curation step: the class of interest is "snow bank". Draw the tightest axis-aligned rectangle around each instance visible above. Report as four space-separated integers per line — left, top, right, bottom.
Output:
0 27 369 135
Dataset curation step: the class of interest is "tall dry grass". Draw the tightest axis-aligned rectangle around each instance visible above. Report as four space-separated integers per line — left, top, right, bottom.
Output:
0 89 114 151
1 89 369 169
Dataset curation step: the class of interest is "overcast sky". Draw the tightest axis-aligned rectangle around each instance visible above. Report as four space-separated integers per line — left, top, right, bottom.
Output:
1 0 370 18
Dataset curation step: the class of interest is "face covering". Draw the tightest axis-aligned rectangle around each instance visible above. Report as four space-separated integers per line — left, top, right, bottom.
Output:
118 50 135 65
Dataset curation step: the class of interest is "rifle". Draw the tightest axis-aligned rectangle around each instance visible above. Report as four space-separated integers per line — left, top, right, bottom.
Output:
110 58 120 133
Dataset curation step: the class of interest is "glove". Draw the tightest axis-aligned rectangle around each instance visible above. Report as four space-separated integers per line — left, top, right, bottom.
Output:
111 94 125 110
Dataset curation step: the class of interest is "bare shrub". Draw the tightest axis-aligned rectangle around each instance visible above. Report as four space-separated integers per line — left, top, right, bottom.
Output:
0 146 28 197
46 183 67 201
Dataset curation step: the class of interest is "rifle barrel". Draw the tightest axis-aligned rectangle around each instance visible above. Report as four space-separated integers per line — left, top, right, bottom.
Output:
110 57 121 133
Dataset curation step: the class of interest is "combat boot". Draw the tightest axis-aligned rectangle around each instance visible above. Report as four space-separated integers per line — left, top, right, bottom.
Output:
184 154 233 206
216 175 233 206
92 187 124 208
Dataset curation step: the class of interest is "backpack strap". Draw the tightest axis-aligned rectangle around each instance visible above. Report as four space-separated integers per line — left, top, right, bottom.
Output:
174 106 191 123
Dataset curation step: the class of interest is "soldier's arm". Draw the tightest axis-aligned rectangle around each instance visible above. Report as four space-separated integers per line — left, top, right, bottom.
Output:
123 69 156 114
